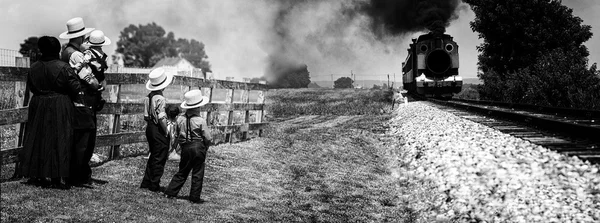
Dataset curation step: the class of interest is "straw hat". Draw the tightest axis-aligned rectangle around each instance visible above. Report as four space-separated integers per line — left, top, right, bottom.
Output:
59 17 95 39
146 67 174 91
180 90 209 109
83 30 111 46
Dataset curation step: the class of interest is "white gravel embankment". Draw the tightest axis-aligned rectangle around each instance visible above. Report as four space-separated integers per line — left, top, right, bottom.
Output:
391 102 600 222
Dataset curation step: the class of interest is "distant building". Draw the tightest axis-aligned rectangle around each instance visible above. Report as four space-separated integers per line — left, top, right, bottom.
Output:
153 57 204 79
307 82 321 88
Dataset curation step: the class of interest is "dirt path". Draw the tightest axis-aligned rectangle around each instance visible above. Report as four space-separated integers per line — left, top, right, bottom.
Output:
1 114 431 222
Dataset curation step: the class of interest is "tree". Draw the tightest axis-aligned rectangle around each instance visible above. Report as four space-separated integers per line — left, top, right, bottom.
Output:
19 36 40 62
115 22 211 70
464 0 592 74
463 0 600 108
175 38 212 72
372 84 381 90
116 23 169 67
334 77 353 88
268 64 311 89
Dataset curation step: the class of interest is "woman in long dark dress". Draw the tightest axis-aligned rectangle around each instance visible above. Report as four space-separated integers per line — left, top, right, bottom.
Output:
19 36 83 189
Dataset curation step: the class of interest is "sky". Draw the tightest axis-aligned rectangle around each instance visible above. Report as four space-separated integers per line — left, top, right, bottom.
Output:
0 0 598 81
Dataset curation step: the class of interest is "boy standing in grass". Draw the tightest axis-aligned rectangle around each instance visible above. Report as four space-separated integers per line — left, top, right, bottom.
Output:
140 67 173 192
163 89 212 204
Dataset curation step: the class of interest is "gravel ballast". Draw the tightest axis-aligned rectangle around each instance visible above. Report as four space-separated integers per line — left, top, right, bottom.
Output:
390 102 600 222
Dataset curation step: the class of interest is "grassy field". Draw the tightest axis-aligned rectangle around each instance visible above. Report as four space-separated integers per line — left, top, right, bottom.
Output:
1 88 448 222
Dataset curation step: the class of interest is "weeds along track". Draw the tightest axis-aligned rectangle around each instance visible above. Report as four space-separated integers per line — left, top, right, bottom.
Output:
423 97 600 163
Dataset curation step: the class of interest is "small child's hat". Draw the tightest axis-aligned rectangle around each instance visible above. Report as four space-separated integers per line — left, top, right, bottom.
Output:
83 30 111 46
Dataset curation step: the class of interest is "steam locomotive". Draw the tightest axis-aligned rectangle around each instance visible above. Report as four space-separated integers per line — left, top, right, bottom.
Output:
402 32 462 98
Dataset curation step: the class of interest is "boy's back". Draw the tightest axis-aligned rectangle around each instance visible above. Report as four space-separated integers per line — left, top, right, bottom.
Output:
175 114 212 145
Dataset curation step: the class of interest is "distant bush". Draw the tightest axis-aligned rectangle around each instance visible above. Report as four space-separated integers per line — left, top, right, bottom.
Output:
454 84 480 100
333 77 353 89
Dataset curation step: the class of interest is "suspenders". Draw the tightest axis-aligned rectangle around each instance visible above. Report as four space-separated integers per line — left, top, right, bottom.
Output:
185 114 193 142
147 92 160 124
184 114 206 144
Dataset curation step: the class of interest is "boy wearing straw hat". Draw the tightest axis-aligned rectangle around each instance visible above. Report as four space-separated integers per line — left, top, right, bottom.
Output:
163 89 212 203
140 67 174 192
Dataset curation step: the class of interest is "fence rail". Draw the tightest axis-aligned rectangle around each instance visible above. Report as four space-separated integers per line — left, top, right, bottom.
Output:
1 64 269 166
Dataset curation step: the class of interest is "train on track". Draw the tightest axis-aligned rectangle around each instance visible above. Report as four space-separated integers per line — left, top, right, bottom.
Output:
402 32 462 98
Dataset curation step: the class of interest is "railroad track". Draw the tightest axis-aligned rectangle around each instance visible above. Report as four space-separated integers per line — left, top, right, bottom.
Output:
412 96 600 163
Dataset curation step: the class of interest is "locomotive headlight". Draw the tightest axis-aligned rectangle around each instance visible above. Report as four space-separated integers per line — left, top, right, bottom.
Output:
445 44 454 52
420 44 428 52
426 50 452 74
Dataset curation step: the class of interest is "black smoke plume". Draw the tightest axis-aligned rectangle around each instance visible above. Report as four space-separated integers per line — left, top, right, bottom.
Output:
263 0 320 86
264 0 465 85
359 0 464 37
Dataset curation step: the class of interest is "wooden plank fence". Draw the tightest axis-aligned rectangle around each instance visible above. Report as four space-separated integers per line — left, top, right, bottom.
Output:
0 65 269 165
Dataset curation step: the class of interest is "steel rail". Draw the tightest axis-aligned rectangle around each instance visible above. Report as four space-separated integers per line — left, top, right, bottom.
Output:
428 98 600 143
451 98 600 119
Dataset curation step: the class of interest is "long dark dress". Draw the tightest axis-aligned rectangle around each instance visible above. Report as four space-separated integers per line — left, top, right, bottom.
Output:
19 56 81 178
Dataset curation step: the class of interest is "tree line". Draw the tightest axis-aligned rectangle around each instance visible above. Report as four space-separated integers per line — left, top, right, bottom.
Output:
19 22 212 73
19 22 312 89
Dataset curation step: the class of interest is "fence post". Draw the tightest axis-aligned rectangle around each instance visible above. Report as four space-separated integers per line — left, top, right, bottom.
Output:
225 88 235 143
256 90 265 137
241 89 250 140
202 87 213 125
11 57 30 179
107 83 122 159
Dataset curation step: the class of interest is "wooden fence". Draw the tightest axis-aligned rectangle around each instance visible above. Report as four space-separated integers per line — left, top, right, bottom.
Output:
0 65 269 166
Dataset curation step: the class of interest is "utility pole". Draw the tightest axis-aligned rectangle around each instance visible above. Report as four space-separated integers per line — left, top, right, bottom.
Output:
387 74 390 89
393 73 396 90
331 74 334 88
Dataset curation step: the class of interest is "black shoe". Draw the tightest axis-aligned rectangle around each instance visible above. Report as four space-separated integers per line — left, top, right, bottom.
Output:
23 178 50 187
163 193 177 199
90 178 108 185
149 186 166 193
189 198 205 204
71 183 94 189
50 178 71 190
49 182 71 190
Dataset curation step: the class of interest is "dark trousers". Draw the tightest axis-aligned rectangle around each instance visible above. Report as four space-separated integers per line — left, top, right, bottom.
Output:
141 121 169 190
70 128 97 184
164 141 208 200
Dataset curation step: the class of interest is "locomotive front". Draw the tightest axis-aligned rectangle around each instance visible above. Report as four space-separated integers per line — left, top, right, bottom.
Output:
402 32 462 98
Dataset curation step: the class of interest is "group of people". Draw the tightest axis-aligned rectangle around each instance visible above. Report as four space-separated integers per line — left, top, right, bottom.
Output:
19 17 213 204
20 17 109 189
141 67 213 204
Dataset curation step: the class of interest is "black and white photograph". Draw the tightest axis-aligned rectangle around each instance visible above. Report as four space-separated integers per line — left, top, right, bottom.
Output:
1 0 599 222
